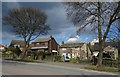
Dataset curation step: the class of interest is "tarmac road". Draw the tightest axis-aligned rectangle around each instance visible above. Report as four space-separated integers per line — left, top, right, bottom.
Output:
2 60 119 76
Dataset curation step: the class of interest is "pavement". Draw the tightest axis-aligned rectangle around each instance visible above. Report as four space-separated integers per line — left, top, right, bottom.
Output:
2 60 120 76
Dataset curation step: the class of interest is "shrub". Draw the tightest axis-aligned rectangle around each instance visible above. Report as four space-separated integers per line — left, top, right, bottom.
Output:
38 51 44 56
45 52 51 55
84 67 119 72
45 55 54 61
4 51 13 55
70 58 76 62
15 46 22 56
117 55 120 60
54 55 61 62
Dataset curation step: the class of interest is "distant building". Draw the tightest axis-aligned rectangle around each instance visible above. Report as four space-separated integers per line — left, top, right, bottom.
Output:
59 41 91 60
9 40 25 51
93 42 118 59
91 39 99 45
0 44 7 52
31 36 59 55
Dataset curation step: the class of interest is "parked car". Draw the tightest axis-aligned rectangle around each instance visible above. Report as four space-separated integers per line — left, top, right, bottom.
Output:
64 56 70 62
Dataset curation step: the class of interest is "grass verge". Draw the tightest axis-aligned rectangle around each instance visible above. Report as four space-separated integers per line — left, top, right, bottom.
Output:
4 58 45 63
84 66 119 72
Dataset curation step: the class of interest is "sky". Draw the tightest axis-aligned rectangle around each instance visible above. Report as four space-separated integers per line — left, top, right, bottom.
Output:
2 2 98 46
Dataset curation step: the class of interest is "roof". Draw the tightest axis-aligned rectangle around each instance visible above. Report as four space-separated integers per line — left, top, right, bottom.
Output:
94 42 118 51
10 40 25 47
60 43 85 48
35 38 50 42
31 47 48 49
0 44 7 48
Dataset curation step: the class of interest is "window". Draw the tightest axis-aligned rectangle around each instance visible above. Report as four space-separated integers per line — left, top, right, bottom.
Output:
76 48 79 50
52 44 54 47
34 43 36 46
14 45 20 48
40 42 45 45
37 43 39 45
62 48 66 50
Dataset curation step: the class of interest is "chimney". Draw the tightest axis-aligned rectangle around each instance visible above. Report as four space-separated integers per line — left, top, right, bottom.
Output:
50 35 52 39
62 41 64 45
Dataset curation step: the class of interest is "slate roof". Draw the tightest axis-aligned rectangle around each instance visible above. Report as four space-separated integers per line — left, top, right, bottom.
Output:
35 38 50 42
10 40 25 47
60 43 85 48
94 42 118 51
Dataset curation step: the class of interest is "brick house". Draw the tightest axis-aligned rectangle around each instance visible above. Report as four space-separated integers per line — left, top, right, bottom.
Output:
31 36 59 54
59 41 91 60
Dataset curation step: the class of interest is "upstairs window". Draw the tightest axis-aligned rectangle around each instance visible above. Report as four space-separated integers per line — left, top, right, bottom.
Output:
34 43 36 46
14 45 20 48
62 48 66 50
40 42 45 45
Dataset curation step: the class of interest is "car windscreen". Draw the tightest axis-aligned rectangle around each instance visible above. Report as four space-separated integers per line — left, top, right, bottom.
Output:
66 56 69 59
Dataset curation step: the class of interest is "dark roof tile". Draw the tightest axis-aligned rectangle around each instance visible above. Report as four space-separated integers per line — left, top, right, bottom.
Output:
60 43 85 48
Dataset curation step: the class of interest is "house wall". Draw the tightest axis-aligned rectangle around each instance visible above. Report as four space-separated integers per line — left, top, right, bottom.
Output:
104 46 118 60
31 41 48 47
59 43 92 60
48 38 58 53
80 44 91 60
0 47 6 52
59 48 72 58
31 37 59 53
71 48 80 58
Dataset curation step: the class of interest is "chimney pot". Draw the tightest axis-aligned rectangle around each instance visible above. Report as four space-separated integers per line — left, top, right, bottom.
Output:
50 35 52 39
62 41 64 45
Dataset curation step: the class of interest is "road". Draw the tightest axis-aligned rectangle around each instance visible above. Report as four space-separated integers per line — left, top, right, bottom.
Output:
2 60 119 76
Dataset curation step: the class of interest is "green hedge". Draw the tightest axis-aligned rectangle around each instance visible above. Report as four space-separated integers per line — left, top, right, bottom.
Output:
54 56 61 62
102 60 120 68
84 67 119 72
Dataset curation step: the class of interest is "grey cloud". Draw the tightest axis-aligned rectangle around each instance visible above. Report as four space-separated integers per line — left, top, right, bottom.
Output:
2 2 78 43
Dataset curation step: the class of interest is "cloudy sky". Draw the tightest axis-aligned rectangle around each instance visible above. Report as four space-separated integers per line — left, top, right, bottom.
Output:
2 2 97 46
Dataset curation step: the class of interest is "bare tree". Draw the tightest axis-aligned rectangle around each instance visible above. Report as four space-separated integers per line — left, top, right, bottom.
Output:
65 2 120 67
107 25 120 41
3 7 50 59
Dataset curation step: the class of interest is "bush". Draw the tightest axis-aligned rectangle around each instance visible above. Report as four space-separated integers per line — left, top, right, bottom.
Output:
54 56 61 62
15 46 22 56
117 55 120 60
4 58 45 63
84 67 119 72
70 58 76 62
45 52 51 55
44 55 54 61
4 51 13 55
102 59 120 68
32 51 45 60
38 51 44 56
76 57 82 63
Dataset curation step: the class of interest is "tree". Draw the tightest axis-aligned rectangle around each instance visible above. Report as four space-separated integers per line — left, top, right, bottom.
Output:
7 46 16 58
65 2 120 67
107 25 120 41
15 46 22 57
3 7 50 59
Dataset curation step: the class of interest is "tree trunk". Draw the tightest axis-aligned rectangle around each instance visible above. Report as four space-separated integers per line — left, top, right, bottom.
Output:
96 2 103 68
22 49 27 59
96 45 103 67
22 41 29 59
